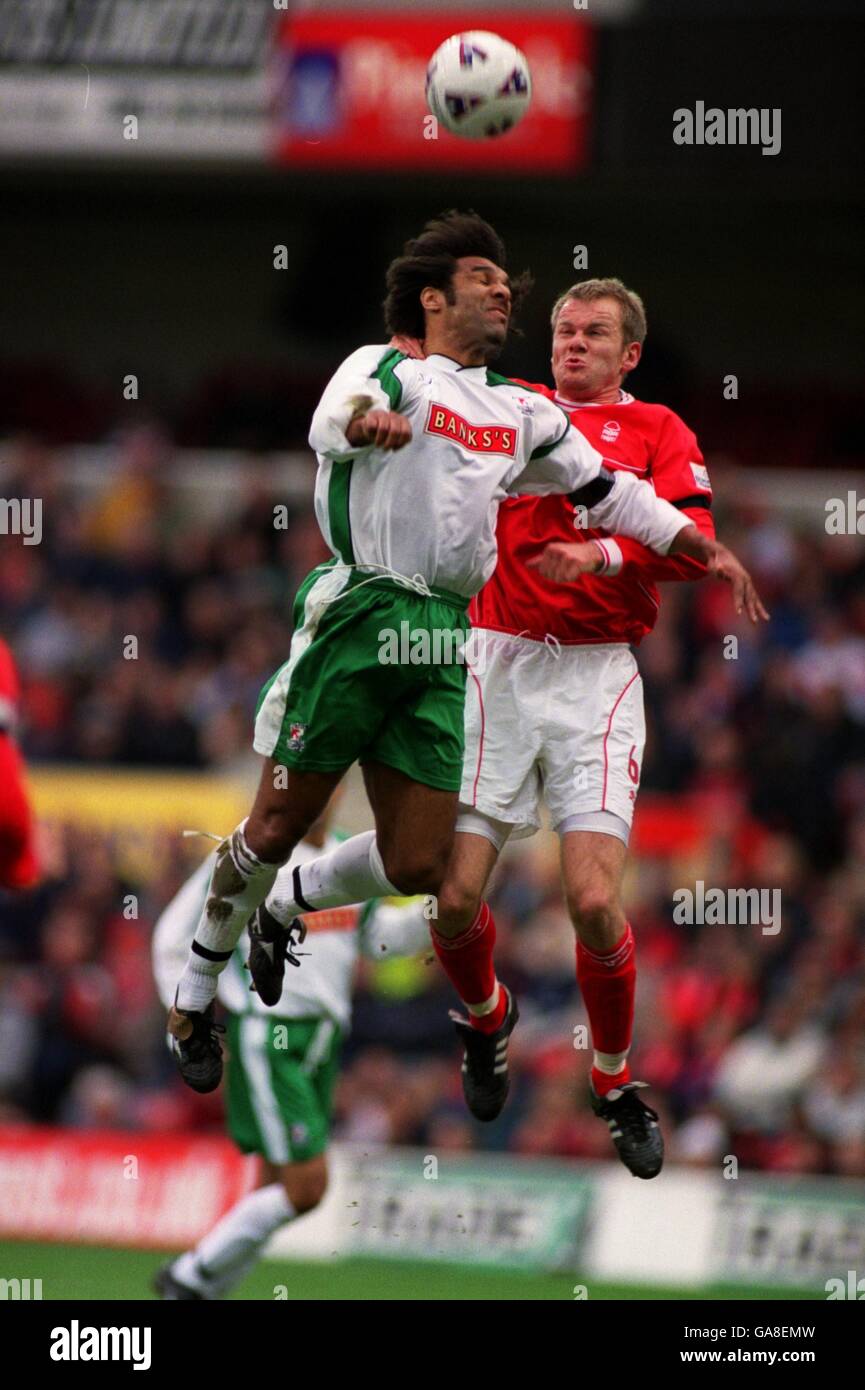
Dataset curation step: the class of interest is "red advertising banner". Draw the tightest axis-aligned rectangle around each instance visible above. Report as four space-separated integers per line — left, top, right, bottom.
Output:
0 1127 253 1249
272 12 594 173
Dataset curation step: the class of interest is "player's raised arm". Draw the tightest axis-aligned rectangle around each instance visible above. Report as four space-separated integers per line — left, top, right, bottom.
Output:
309 344 415 459
512 405 689 555
586 411 717 583
564 468 767 621
516 410 768 622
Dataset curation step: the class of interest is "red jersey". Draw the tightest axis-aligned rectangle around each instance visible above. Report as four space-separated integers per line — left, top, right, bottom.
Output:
471 385 715 645
0 637 39 890
0 637 20 732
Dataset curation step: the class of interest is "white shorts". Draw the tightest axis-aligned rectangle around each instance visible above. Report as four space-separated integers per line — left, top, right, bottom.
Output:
458 630 645 843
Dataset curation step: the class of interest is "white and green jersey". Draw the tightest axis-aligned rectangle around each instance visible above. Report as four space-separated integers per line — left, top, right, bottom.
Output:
152 833 431 1032
309 345 689 599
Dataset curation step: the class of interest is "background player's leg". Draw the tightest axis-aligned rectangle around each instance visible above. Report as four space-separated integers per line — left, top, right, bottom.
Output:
167 1155 327 1299
560 828 634 1093
174 760 342 1012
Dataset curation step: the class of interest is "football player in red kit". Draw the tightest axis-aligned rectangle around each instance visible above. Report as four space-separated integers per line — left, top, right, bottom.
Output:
0 637 39 891
398 277 766 1177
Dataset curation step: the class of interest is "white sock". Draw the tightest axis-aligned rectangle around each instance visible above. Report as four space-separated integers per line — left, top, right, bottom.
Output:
266 830 398 925
176 820 279 1012
467 983 501 1018
593 1049 630 1076
172 1183 295 1298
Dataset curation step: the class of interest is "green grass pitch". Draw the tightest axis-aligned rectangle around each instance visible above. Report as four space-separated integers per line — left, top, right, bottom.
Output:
0 1241 819 1300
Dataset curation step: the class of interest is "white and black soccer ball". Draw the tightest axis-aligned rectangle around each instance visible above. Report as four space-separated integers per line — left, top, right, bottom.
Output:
425 31 532 140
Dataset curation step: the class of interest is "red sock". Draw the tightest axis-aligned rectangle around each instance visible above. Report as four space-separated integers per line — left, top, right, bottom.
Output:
576 924 636 1097
431 901 507 1033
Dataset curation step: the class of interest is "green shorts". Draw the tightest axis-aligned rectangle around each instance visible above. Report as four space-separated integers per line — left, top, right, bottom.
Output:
253 563 469 793
225 1013 341 1164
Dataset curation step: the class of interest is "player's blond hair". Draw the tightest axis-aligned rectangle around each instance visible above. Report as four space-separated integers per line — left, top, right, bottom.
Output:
550 277 647 347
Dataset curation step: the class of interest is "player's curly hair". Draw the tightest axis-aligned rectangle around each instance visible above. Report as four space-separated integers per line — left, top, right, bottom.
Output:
383 209 533 339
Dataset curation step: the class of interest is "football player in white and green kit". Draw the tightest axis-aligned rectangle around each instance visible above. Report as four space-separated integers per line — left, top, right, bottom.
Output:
168 212 760 1120
152 801 429 1299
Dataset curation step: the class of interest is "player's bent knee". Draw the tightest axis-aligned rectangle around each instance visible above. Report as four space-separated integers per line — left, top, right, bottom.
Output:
384 851 449 897
567 886 620 933
436 879 481 932
245 812 301 866
283 1169 328 1214
392 866 444 896
293 1187 326 1216
280 1156 328 1212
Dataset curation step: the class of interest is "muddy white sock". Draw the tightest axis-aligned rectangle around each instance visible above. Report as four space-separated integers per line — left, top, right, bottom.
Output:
176 820 279 1011
172 1184 295 1296
266 830 398 925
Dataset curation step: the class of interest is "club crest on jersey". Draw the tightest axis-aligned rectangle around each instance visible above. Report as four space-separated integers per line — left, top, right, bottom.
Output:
425 402 518 457
601 420 621 443
288 723 306 751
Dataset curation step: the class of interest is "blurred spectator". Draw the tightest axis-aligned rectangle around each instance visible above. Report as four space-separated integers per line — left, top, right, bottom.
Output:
713 999 825 1134
803 1047 865 1145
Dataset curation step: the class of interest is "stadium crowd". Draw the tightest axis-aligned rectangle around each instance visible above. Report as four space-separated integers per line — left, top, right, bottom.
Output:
1 426 864 1176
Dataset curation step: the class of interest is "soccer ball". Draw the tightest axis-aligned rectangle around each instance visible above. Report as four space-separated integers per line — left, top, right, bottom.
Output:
425 31 532 140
